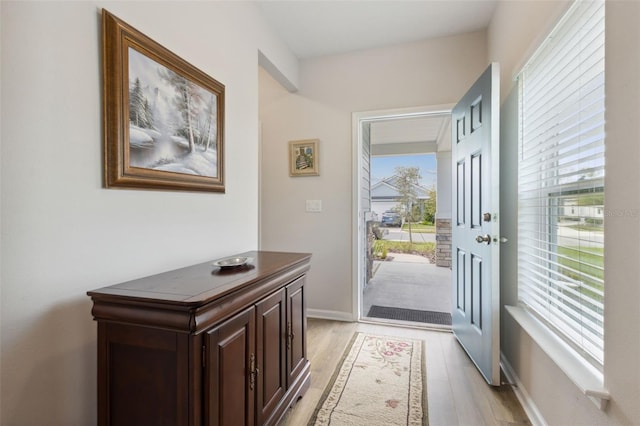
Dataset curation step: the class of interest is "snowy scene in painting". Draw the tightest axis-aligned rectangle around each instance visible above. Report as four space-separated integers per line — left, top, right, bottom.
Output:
128 47 218 178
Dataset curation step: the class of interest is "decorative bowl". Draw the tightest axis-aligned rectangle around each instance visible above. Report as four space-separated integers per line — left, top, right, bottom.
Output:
212 256 253 269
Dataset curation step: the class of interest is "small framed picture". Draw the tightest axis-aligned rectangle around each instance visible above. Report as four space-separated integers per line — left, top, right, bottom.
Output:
289 139 319 177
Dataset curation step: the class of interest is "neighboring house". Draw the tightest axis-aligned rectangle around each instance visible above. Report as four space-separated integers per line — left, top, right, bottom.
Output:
371 175 430 221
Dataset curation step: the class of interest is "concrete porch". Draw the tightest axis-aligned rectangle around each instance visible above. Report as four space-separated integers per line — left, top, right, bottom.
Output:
362 252 451 327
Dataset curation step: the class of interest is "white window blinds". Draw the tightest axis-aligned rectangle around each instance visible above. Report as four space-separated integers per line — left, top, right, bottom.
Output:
518 0 605 368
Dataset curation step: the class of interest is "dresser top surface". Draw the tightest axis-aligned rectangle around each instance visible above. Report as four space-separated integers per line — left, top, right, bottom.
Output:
87 251 311 306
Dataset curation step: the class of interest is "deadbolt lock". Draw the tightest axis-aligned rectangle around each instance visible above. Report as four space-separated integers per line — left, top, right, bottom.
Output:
483 212 492 222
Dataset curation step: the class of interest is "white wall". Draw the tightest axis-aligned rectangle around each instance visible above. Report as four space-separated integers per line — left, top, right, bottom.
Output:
0 2 297 424
490 1 640 424
259 32 487 317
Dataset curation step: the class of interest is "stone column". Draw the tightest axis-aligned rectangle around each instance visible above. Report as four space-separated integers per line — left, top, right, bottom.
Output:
436 218 452 268
366 220 375 283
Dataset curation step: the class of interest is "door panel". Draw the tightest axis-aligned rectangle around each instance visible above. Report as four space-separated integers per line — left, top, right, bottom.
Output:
456 249 466 311
451 63 500 385
256 289 286 425
287 276 307 387
471 153 482 228
471 254 483 329
457 161 466 225
205 307 256 426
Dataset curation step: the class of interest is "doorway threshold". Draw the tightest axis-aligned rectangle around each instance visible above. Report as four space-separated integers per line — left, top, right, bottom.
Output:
359 316 452 333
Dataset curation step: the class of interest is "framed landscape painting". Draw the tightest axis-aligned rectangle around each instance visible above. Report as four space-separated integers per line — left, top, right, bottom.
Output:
102 9 225 192
289 139 319 177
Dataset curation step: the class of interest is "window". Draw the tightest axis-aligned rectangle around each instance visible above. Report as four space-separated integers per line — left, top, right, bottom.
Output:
518 0 605 369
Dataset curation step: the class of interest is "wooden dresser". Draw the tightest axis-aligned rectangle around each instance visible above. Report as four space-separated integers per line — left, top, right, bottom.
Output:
87 251 311 426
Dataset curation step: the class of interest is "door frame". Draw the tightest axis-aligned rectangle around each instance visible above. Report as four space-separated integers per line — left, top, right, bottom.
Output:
351 104 455 320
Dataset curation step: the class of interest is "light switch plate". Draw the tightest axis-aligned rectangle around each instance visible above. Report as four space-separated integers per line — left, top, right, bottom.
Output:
306 200 322 212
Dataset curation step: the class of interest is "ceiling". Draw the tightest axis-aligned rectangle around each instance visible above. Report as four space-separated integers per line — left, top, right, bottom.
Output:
256 0 498 59
257 1 489 154
370 114 452 154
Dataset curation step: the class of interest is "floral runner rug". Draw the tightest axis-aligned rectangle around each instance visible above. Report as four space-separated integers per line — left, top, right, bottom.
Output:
308 332 427 425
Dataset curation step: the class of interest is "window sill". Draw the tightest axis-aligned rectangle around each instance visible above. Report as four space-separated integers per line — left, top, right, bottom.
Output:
505 305 610 410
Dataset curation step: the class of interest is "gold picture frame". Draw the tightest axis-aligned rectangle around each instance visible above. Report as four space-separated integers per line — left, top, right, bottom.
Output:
289 139 319 177
102 9 225 192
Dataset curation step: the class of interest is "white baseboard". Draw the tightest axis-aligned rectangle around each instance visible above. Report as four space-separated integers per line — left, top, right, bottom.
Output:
500 353 547 426
307 309 355 322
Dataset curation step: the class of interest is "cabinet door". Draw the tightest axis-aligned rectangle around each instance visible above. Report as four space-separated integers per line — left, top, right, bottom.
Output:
255 289 287 425
98 323 189 426
286 277 307 386
205 306 256 426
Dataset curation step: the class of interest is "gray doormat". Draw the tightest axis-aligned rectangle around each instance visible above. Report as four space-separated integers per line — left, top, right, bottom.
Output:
367 305 452 326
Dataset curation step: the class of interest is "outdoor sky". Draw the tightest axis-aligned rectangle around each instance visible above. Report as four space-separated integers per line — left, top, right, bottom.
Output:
371 154 437 188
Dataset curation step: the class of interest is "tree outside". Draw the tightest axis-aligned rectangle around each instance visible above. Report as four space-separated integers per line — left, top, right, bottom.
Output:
393 166 422 243
423 186 436 225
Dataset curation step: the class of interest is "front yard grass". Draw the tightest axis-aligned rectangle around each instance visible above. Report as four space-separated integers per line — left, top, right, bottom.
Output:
401 223 435 233
373 240 435 261
557 246 604 302
557 246 604 281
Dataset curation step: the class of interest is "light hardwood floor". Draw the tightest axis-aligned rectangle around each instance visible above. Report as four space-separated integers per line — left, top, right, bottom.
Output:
279 318 530 426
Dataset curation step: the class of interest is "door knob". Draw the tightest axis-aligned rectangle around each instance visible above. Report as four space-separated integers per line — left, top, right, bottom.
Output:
475 234 491 244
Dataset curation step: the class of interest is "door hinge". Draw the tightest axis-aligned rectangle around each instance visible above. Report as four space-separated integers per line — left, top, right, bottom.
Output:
202 345 206 368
